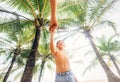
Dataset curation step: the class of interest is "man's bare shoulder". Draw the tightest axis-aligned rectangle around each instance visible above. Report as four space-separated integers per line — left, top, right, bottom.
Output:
53 49 64 57
55 50 67 57
53 50 59 56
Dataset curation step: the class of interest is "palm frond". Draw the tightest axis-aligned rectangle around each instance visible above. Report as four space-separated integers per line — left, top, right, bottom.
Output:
58 0 88 26
20 49 31 61
0 34 18 48
0 17 33 33
100 20 117 33
82 59 98 76
46 62 54 72
18 27 35 46
13 68 23 81
84 49 95 57
41 0 50 18
6 50 14 61
89 0 108 23
58 18 80 28
0 0 32 15
0 9 31 20
97 35 120 52
38 27 50 54
89 0 119 28
16 55 25 66
0 50 6 55
34 63 40 74
97 36 108 51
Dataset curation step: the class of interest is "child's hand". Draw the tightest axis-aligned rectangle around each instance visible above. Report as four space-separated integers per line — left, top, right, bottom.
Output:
50 27 57 35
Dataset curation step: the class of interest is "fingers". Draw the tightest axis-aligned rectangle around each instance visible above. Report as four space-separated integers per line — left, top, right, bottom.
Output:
50 27 57 33
49 19 58 33
49 24 58 31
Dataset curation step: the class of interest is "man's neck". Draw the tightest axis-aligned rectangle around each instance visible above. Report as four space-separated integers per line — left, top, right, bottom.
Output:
58 48 64 51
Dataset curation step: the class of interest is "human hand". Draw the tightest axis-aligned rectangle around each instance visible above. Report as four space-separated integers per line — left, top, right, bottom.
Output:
49 18 58 32
50 27 57 35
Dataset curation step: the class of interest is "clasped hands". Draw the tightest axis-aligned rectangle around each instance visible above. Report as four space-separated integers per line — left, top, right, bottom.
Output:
49 18 58 34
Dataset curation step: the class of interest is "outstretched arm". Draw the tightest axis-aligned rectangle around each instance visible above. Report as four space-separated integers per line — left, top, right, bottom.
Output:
49 0 58 55
49 0 58 31
50 29 57 55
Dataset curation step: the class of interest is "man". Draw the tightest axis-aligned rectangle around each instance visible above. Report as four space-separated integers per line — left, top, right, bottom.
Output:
50 29 78 82
49 1 78 82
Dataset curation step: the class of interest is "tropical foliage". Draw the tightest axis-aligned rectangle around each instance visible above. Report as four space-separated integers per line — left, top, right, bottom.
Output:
0 0 120 82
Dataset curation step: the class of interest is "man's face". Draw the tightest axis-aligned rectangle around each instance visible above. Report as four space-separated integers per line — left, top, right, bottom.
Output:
56 40 65 49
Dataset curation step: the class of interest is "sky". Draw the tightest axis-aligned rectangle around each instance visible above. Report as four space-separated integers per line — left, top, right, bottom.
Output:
0 1 120 82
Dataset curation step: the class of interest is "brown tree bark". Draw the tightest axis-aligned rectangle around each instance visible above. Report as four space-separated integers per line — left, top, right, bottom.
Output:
20 18 43 82
3 48 21 82
85 30 120 82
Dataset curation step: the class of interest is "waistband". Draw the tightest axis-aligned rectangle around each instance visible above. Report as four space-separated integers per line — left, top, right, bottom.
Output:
56 70 72 76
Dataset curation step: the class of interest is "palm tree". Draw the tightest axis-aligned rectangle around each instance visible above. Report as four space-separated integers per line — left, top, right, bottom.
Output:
58 0 120 82
0 0 50 81
83 36 120 77
97 36 120 77
0 0 77 81
37 27 54 82
0 27 34 82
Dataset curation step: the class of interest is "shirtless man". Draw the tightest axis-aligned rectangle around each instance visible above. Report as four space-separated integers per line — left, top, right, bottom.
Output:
49 1 78 81
50 29 78 82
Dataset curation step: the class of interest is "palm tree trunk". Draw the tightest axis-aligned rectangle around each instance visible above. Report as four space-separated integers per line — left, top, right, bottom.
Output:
109 54 120 77
38 60 46 82
85 30 120 82
111 58 120 77
3 54 17 82
3 48 21 82
20 19 42 82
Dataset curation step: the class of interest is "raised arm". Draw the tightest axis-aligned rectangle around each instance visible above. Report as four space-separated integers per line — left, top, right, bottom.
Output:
49 0 58 55
50 29 57 55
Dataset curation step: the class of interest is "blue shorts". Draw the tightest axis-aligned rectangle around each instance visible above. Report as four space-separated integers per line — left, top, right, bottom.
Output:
55 70 76 82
